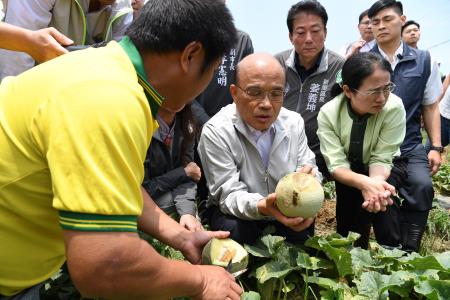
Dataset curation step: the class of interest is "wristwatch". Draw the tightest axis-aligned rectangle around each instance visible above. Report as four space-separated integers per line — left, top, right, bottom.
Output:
430 145 444 153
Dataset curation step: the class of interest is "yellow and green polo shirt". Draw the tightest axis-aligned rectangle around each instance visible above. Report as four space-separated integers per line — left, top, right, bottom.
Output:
0 38 162 296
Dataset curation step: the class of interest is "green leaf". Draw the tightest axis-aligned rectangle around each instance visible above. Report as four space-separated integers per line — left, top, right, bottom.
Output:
400 252 450 272
281 282 295 293
255 261 293 284
350 248 377 275
383 271 416 298
372 244 406 259
355 271 389 300
241 291 261 300
260 235 285 256
306 275 357 300
303 275 339 290
244 235 286 258
413 269 441 280
435 252 450 270
328 232 361 247
414 279 450 300
321 242 354 277
305 232 360 250
296 252 333 270
273 242 301 267
245 243 271 258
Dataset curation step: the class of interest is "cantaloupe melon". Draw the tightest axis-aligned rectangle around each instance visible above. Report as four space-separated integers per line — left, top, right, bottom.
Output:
275 172 324 218
201 238 248 273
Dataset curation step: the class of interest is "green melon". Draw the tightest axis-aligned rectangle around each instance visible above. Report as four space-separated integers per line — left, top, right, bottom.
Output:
275 172 324 218
201 238 248 273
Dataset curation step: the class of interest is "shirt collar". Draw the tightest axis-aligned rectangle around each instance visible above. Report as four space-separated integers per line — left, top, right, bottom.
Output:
246 123 276 139
119 36 164 117
378 41 403 70
294 48 324 81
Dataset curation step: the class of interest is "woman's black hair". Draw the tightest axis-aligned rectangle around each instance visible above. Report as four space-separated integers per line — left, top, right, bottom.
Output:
330 52 392 98
179 103 197 165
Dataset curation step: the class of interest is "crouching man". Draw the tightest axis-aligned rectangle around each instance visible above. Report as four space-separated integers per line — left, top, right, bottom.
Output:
198 53 321 245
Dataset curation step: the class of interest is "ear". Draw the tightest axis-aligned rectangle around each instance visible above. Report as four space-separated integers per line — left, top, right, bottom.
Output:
342 84 353 99
289 32 294 44
400 15 407 26
180 41 204 74
230 84 238 103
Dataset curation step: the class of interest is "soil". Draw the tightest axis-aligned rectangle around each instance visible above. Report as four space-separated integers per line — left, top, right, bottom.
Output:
315 199 337 237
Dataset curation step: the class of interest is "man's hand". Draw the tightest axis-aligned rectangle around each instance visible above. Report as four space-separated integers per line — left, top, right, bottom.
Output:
297 164 313 175
180 214 204 232
180 230 230 264
27 27 73 63
184 162 201 182
428 150 442 175
192 265 242 300
257 193 314 232
345 39 366 59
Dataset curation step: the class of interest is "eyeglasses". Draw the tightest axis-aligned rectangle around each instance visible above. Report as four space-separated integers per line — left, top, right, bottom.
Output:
352 82 396 97
235 85 285 102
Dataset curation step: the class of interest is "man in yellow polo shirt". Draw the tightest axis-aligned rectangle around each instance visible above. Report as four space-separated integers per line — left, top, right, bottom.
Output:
0 0 242 299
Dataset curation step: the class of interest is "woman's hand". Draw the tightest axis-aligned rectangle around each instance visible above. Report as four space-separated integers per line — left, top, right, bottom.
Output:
360 177 395 213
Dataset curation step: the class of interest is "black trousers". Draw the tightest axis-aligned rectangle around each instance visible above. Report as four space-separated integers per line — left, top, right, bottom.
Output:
335 157 408 249
207 205 314 245
398 145 433 252
335 181 401 249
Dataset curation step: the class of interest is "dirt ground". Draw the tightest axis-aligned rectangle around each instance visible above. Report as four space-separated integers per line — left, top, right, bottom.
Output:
315 199 337 237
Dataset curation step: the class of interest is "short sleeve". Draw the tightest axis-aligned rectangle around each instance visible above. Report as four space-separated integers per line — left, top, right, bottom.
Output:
33 79 153 232
423 58 443 105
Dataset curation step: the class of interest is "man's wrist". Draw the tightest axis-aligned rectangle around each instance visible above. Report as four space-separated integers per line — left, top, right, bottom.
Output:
430 145 444 153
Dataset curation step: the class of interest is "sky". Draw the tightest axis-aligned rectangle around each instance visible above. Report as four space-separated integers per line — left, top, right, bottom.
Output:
227 0 450 75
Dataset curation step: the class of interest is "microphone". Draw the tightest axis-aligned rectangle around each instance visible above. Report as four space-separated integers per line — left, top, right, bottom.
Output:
397 53 403 60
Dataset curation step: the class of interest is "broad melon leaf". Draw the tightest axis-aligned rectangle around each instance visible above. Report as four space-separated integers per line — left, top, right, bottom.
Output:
372 244 406 259
400 252 450 272
255 260 293 284
273 243 302 268
414 279 450 300
435 252 450 270
296 252 333 270
327 232 361 247
302 275 339 290
260 235 285 256
240 291 261 300
320 242 353 277
245 244 271 258
413 269 441 280
350 248 377 275
244 235 285 258
382 271 416 298
355 271 389 300
281 282 295 293
305 275 356 300
305 232 360 251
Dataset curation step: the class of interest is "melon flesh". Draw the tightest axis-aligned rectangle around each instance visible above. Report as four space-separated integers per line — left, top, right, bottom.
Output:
275 172 324 218
201 238 248 273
